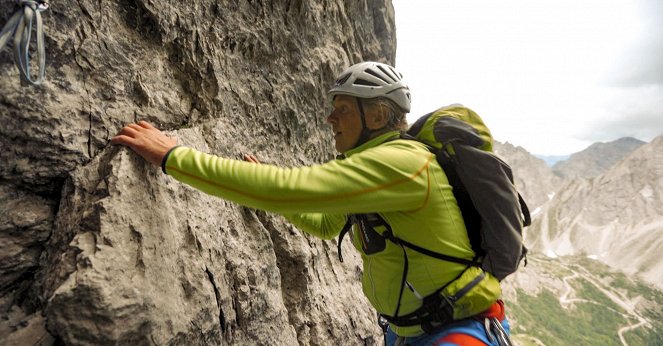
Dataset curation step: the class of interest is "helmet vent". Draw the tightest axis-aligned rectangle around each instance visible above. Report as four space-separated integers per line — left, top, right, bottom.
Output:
365 68 391 84
389 66 402 79
335 73 351 86
354 78 380 87
377 65 398 82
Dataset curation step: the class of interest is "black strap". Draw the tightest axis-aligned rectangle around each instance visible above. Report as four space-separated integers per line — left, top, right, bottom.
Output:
353 98 372 148
381 278 456 330
380 265 475 330
518 193 531 226
337 214 481 267
336 216 355 262
382 230 481 267
392 243 409 318
381 290 454 329
435 144 484 257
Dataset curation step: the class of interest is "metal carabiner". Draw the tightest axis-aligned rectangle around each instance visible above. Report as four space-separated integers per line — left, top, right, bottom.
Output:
37 0 50 11
490 317 514 346
484 317 496 344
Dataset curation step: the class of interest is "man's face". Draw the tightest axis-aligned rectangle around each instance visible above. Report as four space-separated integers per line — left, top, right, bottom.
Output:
326 95 363 153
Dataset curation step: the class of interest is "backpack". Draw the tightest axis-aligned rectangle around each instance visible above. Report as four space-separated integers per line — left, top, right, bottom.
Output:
336 104 531 332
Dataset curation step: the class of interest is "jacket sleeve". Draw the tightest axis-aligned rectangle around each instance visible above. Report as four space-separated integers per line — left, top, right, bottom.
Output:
162 144 434 215
281 212 346 240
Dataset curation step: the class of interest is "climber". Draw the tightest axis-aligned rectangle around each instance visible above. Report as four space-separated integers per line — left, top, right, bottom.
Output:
111 61 512 346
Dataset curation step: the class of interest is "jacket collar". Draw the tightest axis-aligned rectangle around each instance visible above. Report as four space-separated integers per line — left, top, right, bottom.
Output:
340 131 402 158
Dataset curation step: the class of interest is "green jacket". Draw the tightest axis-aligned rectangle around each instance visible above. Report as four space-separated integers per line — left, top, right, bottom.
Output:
164 131 474 336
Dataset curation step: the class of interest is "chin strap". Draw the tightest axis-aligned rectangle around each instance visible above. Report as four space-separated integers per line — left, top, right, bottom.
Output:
352 98 388 149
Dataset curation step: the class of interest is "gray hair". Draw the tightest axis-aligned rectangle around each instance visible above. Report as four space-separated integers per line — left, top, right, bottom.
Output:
363 97 408 131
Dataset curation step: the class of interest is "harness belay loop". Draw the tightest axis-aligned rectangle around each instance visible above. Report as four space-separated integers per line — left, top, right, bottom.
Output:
0 0 50 85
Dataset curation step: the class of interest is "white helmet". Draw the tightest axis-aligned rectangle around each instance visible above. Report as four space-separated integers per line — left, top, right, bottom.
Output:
328 61 411 113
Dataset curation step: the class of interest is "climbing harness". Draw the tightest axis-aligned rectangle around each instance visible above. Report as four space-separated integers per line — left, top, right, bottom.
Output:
0 0 50 85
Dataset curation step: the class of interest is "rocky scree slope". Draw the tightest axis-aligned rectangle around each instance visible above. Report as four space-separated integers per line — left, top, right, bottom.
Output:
526 135 663 288
0 1 396 344
494 136 661 288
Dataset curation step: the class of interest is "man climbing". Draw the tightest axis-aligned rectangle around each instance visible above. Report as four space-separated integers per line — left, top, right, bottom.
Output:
112 61 513 346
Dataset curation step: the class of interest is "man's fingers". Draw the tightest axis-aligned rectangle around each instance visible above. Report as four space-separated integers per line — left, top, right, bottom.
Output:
127 123 146 132
243 154 261 164
111 122 175 167
110 134 137 146
117 125 140 138
137 121 157 130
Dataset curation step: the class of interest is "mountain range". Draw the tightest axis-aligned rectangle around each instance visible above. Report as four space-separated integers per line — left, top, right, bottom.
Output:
496 135 663 344
551 137 646 179
495 135 663 289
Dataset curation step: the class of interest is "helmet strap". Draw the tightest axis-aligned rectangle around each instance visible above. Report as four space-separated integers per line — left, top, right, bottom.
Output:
353 98 389 149
353 98 372 148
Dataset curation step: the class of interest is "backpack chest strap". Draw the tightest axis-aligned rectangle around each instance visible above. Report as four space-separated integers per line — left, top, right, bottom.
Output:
337 213 481 267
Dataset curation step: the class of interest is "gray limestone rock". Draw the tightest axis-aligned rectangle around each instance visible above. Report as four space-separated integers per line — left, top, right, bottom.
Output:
493 141 562 210
1 0 395 344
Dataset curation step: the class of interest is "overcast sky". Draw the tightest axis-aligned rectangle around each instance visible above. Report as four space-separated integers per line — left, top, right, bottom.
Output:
392 0 663 155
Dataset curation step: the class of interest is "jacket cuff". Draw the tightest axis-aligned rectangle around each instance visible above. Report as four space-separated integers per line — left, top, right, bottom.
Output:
161 145 181 174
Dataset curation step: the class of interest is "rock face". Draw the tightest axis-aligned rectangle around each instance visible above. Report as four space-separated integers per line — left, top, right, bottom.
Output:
1 1 396 344
493 141 562 211
552 137 645 180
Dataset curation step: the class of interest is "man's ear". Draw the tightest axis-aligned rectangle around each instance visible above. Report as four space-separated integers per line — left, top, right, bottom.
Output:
367 104 389 129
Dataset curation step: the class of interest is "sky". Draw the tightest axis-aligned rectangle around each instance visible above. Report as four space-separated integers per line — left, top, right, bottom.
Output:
392 0 663 155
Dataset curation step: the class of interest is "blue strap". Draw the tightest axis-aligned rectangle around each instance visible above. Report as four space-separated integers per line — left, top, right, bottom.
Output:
0 0 49 85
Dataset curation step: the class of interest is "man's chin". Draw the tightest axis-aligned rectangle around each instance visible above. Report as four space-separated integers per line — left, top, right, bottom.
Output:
332 140 341 152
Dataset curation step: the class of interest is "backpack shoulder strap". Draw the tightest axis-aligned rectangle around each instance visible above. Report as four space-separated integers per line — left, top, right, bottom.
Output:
337 213 481 267
397 133 485 257
336 217 354 263
519 193 531 226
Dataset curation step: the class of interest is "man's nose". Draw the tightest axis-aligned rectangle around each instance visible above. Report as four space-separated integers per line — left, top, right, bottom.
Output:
326 112 336 124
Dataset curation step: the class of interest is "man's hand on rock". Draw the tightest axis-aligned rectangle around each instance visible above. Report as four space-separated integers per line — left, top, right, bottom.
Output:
243 154 261 164
111 121 177 167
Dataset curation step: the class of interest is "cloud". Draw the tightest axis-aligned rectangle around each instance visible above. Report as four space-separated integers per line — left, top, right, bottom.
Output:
589 0 663 142
393 0 663 155
605 0 663 86
576 84 663 142
581 110 663 143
